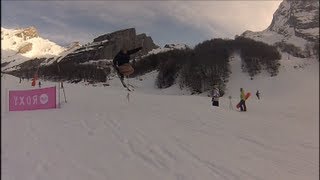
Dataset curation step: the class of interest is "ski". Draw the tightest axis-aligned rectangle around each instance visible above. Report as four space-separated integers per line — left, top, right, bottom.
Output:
114 67 134 91
119 77 132 91
126 83 135 90
113 66 132 91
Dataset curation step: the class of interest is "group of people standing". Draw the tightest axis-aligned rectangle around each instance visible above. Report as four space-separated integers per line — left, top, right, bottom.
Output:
211 86 261 112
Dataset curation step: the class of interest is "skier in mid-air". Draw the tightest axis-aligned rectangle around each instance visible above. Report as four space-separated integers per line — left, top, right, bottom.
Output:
113 46 142 81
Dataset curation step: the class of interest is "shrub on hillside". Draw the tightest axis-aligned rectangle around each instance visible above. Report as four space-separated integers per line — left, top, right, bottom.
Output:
235 37 281 77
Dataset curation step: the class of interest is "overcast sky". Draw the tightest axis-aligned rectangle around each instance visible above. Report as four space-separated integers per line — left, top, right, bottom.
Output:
2 1 282 47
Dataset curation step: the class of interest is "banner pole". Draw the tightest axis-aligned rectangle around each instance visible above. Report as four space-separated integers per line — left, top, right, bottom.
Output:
57 85 60 108
5 88 9 112
61 81 67 103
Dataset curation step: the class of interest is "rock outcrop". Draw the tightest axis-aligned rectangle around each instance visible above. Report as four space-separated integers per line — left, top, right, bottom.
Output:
15 26 39 40
18 43 33 54
59 28 158 64
241 0 319 58
267 0 319 42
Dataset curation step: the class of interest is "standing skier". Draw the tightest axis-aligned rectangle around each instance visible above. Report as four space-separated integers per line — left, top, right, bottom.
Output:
211 85 220 107
256 90 260 100
239 88 247 111
113 46 142 81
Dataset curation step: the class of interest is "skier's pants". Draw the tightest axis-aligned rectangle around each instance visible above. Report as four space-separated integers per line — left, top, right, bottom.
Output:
212 101 219 107
239 100 246 111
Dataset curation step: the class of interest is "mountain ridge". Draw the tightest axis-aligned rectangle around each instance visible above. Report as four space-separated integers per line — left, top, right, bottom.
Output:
241 0 319 58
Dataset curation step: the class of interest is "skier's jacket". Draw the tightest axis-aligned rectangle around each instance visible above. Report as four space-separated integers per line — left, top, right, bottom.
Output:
240 89 245 100
211 88 220 101
113 47 142 67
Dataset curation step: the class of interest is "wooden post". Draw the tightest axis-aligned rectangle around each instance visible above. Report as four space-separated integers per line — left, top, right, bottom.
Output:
61 81 67 103
126 93 130 102
126 76 130 102
5 88 9 112
57 85 60 108
229 96 233 110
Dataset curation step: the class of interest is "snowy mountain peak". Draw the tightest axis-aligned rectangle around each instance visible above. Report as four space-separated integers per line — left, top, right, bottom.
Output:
267 0 319 41
1 27 66 70
13 26 39 40
1 27 65 57
241 0 319 58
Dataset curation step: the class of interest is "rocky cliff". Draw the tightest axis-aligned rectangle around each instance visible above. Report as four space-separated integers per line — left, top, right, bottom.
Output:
242 0 319 58
57 28 158 64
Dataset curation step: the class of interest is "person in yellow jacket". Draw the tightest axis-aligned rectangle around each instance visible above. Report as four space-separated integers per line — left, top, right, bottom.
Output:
239 88 247 111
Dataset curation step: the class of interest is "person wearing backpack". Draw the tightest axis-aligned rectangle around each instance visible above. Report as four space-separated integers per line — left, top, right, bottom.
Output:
211 85 220 107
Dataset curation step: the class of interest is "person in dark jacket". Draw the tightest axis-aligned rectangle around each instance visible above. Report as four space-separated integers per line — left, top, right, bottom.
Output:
113 46 142 80
211 85 220 107
239 88 247 111
256 90 260 100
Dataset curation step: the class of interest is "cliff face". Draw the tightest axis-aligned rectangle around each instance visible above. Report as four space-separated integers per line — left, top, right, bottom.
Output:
267 0 319 42
241 0 319 58
58 28 158 64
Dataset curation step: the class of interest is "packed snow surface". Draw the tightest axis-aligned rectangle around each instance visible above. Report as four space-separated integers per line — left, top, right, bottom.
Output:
1 53 318 180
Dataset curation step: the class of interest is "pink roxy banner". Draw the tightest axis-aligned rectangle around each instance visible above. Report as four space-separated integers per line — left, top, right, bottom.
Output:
9 86 57 111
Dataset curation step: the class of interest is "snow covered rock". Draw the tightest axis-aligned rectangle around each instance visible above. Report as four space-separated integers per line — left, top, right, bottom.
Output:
18 43 33 54
143 43 189 57
14 26 38 40
241 0 319 58
1 27 65 71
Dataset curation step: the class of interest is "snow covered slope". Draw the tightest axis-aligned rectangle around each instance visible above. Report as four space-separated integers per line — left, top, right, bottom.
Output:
2 52 318 180
1 27 66 70
142 43 188 58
